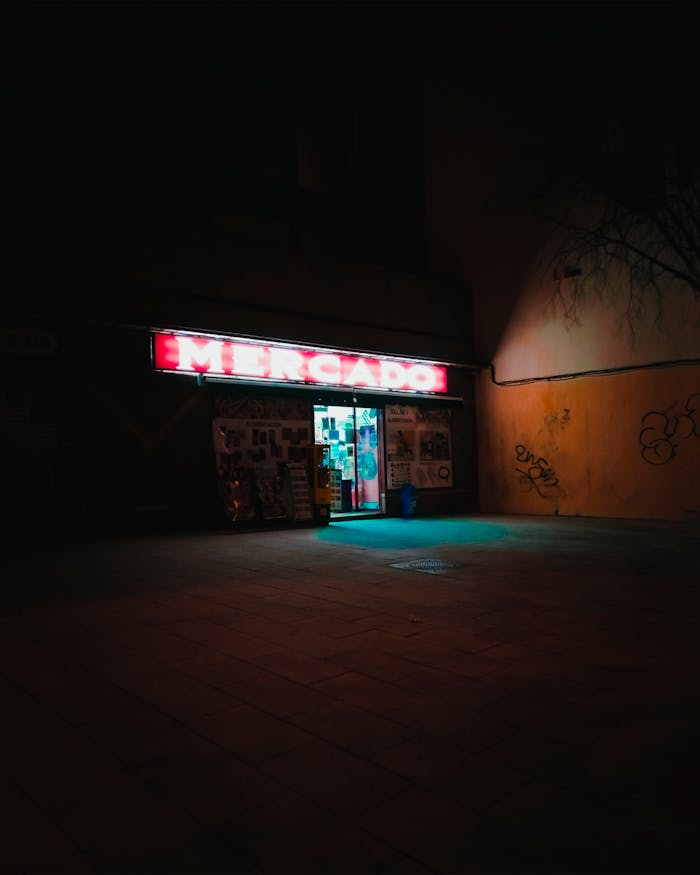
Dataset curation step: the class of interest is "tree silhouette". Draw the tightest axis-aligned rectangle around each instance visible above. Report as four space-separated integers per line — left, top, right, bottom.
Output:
536 7 700 339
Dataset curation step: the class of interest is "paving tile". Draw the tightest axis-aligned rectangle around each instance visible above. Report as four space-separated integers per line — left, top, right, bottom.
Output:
138 743 287 823
397 643 506 678
355 613 434 637
9 614 104 656
131 631 213 665
153 595 252 625
226 615 308 640
106 595 195 625
256 592 332 619
224 670 333 716
8 722 122 776
477 691 607 749
33 674 145 724
40 631 141 668
591 716 694 761
384 699 517 752
261 739 410 816
166 617 242 643
81 704 203 766
1 781 92 874
130 675 242 722
52 791 232 873
313 671 432 714
482 664 601 703
327 648 426 681
483 727 610 789
0 641 96 694
326 627 414 654
90 651 185 692
287 699 416 756
0 680 88 742
312 603 378 621
396 667 507 709
355 787 486 872
18 760 159 815
279 627 358 658
208 630 287 661
487 779 662 874
374 735 528 809
579 728 700 834
142 590 220 613
408 627 503 654
217 788 403 874
174 650 269 688
254 603 312 622
252 649 348 684
287 615 369 638
189 704 314 764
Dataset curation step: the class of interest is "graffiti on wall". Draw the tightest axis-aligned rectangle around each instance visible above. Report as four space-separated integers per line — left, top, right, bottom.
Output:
639 393 699 465
514 444 561 498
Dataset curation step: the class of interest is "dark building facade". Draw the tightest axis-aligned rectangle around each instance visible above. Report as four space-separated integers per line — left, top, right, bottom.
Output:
6 3 477 537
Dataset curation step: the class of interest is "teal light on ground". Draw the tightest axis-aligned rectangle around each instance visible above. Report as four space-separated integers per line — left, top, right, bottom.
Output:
317 518 508 549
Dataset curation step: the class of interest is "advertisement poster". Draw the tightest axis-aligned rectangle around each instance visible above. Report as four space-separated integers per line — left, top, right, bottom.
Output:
212 396 313 522
213 418 312 465
386 405 452 489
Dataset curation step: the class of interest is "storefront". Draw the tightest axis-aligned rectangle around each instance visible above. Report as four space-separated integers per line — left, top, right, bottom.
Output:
152 328 467 525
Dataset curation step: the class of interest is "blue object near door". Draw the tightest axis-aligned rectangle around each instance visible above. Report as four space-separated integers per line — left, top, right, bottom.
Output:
400 483 417 518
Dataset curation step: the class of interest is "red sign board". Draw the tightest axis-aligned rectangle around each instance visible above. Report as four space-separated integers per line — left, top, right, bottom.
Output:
152 332 447 395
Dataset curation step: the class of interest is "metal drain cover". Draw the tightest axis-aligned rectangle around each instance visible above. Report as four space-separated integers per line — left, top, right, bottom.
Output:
390 558 458 575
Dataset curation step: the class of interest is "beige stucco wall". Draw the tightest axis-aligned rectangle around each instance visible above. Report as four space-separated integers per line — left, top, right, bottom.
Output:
477 364 700 521
473 262 700 521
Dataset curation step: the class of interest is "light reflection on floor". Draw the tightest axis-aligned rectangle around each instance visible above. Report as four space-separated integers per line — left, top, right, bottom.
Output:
317 517 509 549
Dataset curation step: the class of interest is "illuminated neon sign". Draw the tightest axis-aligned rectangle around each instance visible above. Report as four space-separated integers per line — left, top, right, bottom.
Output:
152 332 448 395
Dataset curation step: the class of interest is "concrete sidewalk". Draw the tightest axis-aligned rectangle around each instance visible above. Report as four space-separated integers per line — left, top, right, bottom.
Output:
1 515 699 874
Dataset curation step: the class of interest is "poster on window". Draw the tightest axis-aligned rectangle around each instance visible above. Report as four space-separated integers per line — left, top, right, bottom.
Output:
385 405 452 489
213 417 312 465
212 396 314 523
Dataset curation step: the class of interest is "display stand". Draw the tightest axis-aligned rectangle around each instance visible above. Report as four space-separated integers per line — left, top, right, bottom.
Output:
287 463 313 521
254 464 288 520
330 470 343 512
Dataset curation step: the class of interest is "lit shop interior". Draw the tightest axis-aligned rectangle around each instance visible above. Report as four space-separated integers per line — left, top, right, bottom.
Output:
313 405 382 515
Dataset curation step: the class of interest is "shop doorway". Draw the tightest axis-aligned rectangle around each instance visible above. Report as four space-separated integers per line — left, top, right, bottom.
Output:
313 405 383 517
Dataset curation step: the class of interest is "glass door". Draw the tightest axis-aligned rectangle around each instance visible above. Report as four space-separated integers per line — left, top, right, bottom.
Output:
313 405 383 516
355 406 380 510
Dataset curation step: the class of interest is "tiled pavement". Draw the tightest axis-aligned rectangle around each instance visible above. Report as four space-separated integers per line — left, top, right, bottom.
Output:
1 515 699 874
